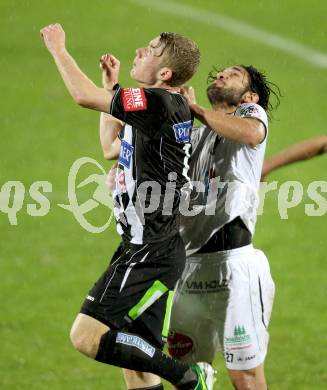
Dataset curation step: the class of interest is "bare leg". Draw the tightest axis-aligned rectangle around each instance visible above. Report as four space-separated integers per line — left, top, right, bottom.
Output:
123 369 161 389
228 363 267 390
70 313 109 358
70 313 195 389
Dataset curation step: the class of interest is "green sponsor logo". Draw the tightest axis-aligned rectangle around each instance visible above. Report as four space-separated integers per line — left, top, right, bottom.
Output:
225 325 251 345
234 325 246 337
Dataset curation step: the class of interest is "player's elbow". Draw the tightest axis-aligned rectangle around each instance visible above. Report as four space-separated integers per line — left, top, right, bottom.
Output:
75 93 93 108
102 141 121 160
74 87 99 108
245 133 261 147
247 127 266 147
103 150 119 161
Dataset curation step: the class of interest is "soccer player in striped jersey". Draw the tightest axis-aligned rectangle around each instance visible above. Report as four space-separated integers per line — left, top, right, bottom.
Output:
41 24 208 390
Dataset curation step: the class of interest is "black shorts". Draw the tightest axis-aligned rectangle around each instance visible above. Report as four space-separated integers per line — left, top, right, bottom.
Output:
80 234 185 349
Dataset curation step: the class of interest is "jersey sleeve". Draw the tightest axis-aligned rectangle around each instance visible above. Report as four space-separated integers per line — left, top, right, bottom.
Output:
235 103 268 134
109 86 165 134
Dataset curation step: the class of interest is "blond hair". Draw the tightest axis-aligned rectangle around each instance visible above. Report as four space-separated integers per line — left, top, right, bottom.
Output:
159 32 200 87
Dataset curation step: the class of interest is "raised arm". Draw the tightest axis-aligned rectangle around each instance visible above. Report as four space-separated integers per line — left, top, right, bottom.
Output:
99 54 122 160
262 135 327 179
190 103 265 147
40 23 113 112
100 113 122 160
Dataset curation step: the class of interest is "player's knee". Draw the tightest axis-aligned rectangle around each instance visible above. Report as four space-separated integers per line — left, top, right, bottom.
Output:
230 368 262 390
69 324 99 358
123 369 161 388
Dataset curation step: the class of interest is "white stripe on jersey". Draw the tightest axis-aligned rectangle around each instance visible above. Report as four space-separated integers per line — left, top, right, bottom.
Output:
114 125 144 244
182 143 192 182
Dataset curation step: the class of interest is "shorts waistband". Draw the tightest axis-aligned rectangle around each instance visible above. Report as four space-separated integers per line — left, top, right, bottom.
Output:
197 217 252 253
187 243 255 262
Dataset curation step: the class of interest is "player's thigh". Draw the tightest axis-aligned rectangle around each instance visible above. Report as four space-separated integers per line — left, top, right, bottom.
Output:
123 369 161 389
255 249 275 326
168 254 227 363
223 246 274 371
228 363 266 390
70 313 109 357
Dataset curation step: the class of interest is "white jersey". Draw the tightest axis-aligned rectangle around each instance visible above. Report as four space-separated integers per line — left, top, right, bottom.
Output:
180 103 268 255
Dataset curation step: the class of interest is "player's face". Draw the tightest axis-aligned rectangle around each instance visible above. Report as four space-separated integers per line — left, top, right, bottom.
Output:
207 66 250 106
131 36 166 86
214 66 249 90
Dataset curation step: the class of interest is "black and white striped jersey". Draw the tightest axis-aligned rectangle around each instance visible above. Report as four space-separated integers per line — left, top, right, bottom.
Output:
110 86 193 245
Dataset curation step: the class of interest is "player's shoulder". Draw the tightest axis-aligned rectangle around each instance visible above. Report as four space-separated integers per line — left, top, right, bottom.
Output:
234 102 267 120
145 88 188 107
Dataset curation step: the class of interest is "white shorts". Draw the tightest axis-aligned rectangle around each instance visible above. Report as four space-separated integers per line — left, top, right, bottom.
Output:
168 244 275 370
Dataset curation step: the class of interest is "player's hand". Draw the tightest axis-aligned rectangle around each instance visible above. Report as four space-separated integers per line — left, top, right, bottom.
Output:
106 163 118 192
100 54 120 90
40 23 66 55
180 86 197 105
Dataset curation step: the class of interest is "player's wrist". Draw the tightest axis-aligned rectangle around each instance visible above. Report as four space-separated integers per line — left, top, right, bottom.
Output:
190 103 205 119
52 46 69 59
103 82 119 91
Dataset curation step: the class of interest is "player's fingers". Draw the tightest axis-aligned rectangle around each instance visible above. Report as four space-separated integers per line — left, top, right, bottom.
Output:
181 85 196 104
40 27 50 38
106 165 118 192
109 54 120 66
104 54 114 65
100 54 110 65
182 85 193 93
100 55 110 68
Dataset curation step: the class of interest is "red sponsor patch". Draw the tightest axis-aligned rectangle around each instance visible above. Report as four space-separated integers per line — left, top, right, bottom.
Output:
167 332 193 358
121 88 147 112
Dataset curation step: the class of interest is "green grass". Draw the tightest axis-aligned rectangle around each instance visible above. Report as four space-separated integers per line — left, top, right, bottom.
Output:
1 0 326 389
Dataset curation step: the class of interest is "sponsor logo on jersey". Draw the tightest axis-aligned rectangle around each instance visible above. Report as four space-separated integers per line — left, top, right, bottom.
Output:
238 105 260 117
116 332 155 357
225 325 252 350
119 140 134 169
168 332 194 357
122 88 147 111
173 120 192 143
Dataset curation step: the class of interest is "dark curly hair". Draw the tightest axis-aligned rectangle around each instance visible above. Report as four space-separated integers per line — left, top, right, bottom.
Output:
207 65 281 116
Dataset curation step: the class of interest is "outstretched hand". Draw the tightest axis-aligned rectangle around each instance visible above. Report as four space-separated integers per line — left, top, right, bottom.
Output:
100 54 120 90
40 23 66 55
180 86 197 105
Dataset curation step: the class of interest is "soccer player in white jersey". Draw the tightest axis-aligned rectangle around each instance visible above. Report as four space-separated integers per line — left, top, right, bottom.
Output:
167 65 280 390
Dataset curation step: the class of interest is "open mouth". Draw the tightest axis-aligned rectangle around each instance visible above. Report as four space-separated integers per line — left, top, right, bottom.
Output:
215 79 224 87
